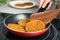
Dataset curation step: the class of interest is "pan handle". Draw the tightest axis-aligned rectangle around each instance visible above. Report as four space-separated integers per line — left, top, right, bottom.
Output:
38 2 50 12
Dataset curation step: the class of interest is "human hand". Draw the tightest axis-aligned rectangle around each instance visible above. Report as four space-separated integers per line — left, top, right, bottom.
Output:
39 0 52 9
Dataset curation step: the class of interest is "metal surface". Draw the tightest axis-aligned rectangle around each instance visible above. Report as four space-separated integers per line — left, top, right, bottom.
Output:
51 19 60 40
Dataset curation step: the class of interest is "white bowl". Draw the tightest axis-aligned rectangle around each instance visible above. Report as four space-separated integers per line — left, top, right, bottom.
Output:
9 1 36 8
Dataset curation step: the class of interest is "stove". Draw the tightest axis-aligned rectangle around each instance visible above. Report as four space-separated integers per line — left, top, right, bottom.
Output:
0 19 60 40
0 12 60 40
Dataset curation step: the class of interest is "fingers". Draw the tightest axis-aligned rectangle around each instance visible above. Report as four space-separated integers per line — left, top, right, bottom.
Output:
39 0 51 10
42 0 50 8
46 2 52 9
39 0 45 8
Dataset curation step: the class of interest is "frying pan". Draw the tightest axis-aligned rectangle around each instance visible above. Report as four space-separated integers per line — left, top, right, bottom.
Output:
3 2 51 37
3 13 51 37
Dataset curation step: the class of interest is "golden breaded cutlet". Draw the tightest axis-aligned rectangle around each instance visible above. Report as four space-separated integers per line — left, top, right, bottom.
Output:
25 20 45 32
18 19 29 26
7 23 25 32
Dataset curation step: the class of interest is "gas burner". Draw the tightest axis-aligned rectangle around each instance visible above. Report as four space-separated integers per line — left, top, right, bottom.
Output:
51 19 60 40
0 23 58 40
51 19 60 30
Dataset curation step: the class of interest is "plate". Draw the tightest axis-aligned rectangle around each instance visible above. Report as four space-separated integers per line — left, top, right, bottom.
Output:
9 1 36 8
